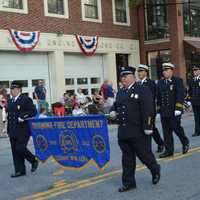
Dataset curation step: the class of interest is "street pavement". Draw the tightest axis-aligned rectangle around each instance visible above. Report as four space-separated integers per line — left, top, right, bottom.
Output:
0 113 200 200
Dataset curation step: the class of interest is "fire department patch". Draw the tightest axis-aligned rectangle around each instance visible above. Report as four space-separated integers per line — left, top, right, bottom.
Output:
92 135 106 154
36 135 48 152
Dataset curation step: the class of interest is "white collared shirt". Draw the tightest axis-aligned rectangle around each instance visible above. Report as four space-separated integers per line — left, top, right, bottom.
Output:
140 77 147 85
194 75 200 81
12 93 21 102
127 83 134 90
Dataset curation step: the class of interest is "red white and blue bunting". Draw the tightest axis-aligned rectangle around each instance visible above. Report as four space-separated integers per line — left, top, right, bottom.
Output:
76 35 99 56
9 29 40 52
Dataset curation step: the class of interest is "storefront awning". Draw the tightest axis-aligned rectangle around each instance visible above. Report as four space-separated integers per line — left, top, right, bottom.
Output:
184 40 200 53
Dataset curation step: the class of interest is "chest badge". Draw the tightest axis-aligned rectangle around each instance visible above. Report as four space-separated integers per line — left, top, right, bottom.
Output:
135 94 139 99
17 105 20 110
131 94 138 99
170 85 174 91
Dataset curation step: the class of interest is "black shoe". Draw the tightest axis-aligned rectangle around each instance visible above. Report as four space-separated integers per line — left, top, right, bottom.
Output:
31 160 39 172
182 143 189 154
156 145 164 153
152 165 161 185
11 172 26 178
159 152 173 158
192 133 200 137
118 185 136 192
152 173 160 185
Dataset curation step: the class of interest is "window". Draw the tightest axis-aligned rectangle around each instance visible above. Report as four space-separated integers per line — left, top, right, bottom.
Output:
144 0 169 40
90 77 100 84
44 0 69 18
32 79 45 87
112 0 130 25
116 54 129 85
3 0 23 9
0 81 9 88
0 0 28 13
65 78 74 86
91 88 99 94
81 0 102 23
10 80 28 87
184 0 200 37
77 78 88 85
147 50 171 80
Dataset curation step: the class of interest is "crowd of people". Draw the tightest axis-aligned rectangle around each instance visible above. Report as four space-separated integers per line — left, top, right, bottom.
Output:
51 81 115 117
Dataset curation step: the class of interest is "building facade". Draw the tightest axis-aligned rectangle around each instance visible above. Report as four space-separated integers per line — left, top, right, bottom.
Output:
138 0 200 84
0 0 140 103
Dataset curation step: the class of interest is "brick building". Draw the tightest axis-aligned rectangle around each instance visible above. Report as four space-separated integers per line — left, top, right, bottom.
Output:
137 0 200 84
0 0 139 103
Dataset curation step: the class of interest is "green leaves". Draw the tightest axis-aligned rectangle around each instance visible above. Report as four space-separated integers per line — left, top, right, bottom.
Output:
129 0 143 7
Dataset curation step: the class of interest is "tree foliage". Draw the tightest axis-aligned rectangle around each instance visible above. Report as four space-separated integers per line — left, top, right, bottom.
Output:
129 0 143 7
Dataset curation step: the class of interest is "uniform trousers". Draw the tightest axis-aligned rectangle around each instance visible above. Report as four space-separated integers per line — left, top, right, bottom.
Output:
152 117 164 146
161 116 189 154
192 105 200 134
10 136 36 174
118 135 160 187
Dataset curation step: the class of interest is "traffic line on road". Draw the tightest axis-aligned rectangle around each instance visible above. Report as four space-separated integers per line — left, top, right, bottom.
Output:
18 146 200 200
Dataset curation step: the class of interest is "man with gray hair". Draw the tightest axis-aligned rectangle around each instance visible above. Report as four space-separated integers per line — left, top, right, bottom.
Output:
110 66 160 192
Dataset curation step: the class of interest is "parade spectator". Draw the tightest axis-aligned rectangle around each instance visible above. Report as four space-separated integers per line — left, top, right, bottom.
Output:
72 103 85 116
76 88 86 105
38 107 48 118
0 87 8 137
92 90 104 114
100 80 115 113
100 80 109 100
60 92 69 105
83 96 99 115
34 80 47 111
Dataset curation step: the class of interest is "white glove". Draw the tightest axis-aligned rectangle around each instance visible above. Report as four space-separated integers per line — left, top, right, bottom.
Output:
174 110 182 116
187 101 191 106
144 130 153 135
109 111 117 119
155 113 160 121
18 117 24 122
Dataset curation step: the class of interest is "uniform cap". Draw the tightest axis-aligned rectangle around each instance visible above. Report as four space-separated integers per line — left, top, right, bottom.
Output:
162 62 175 70
120 66 136 76
192 65 200 70
137 64 149 71
10 81 22 89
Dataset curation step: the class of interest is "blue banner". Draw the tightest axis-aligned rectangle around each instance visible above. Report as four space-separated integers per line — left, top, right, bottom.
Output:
29 115 110 171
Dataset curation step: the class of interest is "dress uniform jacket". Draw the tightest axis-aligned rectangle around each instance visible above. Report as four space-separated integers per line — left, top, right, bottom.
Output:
140 78 157 114
188 76 200 106
140 78 164 147
112 83 154 139
188 76 200 135
7 94 37 138
157 76 184 117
